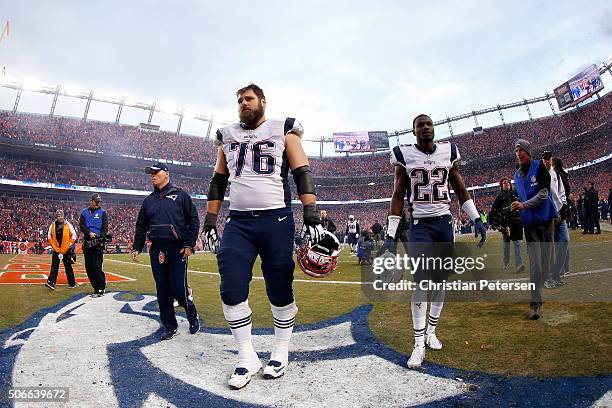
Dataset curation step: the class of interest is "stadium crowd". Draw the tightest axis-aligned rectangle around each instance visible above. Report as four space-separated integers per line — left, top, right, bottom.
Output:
1 91 610 179
1 116 609 202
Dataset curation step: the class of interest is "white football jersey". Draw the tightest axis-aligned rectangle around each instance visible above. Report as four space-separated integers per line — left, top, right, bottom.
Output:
216 118 304 211
347 221 358 234
390 142 460 218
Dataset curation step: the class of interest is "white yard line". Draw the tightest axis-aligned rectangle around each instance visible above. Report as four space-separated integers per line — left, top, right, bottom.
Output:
105 259 611 286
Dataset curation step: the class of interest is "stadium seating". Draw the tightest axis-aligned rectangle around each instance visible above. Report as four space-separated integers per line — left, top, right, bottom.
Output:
1 90 611 246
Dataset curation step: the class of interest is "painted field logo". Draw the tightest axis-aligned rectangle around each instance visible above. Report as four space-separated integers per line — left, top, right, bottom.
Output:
1 293 610 407
0 254 133 285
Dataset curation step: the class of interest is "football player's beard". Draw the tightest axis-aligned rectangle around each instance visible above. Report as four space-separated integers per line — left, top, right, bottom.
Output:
239 105 264 127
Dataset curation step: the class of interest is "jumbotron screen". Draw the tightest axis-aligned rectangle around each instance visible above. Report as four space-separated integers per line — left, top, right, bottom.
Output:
554 64 604 111
333 131 370 152
333 131 389 152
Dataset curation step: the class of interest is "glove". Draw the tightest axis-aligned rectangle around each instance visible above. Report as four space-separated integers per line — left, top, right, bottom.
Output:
300 204 325 245
474 219 487 248
202 212 220 253
377 236 397 256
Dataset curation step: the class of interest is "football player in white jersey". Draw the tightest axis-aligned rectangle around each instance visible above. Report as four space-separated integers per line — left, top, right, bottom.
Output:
386 114 487 369
345 215 360 253
202 84 325 389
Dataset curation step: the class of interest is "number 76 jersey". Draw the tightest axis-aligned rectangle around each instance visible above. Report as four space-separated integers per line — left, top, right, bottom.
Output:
390 142 460 218
216 117 304 211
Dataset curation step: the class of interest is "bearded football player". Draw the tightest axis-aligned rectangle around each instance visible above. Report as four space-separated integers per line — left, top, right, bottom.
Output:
202 84 338 389
386 114 487 368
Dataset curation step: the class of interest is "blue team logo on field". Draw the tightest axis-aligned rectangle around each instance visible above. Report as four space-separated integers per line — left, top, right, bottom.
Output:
1 293 610 407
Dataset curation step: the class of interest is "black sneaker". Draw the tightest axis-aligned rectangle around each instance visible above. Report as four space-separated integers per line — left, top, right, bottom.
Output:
189 315 200 334
161 328 178 340
67 283 79 289
45 282 55 290
529 306 541 320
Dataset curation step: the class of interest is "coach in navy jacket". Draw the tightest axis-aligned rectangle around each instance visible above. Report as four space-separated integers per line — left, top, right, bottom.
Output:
132 162 200 340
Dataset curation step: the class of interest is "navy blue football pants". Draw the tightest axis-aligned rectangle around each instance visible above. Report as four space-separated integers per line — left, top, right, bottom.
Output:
150 244 198 331
218 207 295 307
408 215 454 282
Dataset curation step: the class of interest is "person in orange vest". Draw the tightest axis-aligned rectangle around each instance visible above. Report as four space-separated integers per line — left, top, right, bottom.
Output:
45 210 78 290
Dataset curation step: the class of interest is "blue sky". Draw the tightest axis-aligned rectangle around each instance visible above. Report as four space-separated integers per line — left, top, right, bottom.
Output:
0 1 610 154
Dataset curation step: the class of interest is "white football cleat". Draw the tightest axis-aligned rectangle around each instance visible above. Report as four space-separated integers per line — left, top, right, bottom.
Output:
407 345 426 368
228 361 262 390
263 360 287 379
425 333 443 350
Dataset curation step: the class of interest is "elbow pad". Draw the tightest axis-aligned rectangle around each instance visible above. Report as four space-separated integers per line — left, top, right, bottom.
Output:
208 172 229 201
292 165 316 196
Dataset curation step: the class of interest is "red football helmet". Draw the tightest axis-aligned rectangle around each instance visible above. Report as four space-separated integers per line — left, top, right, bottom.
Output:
297 230 341 278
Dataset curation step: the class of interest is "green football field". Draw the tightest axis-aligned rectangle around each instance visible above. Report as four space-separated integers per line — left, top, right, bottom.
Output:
1 229 610 377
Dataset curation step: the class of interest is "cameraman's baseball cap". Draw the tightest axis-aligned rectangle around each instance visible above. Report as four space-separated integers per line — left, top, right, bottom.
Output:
145 162 169 174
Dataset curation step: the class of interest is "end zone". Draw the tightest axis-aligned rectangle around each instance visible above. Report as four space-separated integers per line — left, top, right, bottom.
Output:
0 254 134 285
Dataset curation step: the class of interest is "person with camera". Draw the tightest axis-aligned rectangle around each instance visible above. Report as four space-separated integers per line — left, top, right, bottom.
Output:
489 177 524 274
45 210 78 290
80 193 109 297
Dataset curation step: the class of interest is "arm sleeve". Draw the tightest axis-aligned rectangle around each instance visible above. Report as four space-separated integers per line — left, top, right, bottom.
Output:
101 211 109 236
132 204 149 252
48 224 53 240
79 212 90 235
523 188 549 210
182 192 200 249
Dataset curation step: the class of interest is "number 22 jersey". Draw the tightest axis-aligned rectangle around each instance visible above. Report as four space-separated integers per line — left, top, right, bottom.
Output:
216 117 304 211
390 142 460 218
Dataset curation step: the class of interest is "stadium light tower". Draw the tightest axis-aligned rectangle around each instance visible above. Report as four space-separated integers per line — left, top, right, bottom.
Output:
83 90 94 120
523 99 532 120
545 93 556 115
12 82 22 113
50 84 61 116
116 97 125 124
471 110 479 127
176 108 185 137
497 104 505 124
147 102 156 124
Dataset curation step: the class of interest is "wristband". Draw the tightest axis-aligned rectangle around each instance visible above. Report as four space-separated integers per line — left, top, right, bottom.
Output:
462 199 480 222
386 215 401 239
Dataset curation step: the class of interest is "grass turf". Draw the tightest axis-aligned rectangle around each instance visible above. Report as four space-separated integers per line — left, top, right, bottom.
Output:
0 229 610 377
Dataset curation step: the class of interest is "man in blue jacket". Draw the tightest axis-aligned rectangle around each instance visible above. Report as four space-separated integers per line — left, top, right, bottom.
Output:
511 140 558 320
131 162 200 340
80 193 109 297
